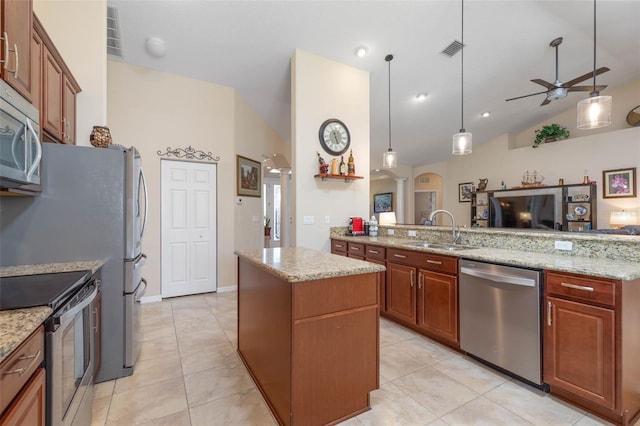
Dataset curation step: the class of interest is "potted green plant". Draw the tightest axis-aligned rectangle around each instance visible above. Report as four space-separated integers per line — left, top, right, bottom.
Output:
533 124 570 148
264 216 271 237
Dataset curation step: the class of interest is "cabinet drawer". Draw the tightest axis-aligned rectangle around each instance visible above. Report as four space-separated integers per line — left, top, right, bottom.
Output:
546 272 616 307
348 242 365 256
0 325 44 415
387 248 457 274
331 240 347 253
365 245 386 260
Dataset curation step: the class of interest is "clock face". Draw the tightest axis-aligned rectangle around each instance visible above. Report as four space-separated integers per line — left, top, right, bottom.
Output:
319 119 350 155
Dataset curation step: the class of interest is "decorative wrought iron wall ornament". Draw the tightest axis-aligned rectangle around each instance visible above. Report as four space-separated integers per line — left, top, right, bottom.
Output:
156 146 220 162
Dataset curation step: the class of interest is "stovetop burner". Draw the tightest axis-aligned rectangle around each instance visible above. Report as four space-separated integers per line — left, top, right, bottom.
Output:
0 270 92 311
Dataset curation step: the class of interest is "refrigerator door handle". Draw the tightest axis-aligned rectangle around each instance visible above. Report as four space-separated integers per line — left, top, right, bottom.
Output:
140 168 148 240
25 119 42 180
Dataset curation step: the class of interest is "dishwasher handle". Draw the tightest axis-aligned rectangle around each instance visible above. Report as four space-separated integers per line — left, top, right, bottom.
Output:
460 266 536 287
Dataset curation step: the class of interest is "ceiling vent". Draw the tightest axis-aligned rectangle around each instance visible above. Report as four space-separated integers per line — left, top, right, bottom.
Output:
107 6 123 57
441 40 463 57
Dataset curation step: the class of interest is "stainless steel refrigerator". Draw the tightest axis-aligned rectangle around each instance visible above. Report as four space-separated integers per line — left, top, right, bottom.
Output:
0 143 148 382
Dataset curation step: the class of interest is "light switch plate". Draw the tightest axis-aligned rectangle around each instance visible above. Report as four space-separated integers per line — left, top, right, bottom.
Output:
303 216 314 225
325 216 330 224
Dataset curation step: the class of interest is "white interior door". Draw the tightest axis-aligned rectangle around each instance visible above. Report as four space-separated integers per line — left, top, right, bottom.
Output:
161 160 217 298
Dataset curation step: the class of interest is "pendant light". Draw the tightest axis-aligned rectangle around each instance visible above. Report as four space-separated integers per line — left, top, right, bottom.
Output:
382 54 398 169
577 0 612 129
452 0 472 155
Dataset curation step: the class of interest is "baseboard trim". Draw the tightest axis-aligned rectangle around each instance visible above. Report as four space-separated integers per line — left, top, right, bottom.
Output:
217 285 237 293
140 295 162 304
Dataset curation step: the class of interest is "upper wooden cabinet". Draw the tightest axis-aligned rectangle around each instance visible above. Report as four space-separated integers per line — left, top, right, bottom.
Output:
1 0 35 102
34 16 80 145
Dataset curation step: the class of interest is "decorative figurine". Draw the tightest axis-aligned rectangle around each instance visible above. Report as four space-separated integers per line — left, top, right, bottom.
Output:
477 178 488 191
317 152 329 175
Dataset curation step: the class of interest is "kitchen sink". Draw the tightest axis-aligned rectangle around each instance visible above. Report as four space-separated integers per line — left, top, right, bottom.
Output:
404 242 478 251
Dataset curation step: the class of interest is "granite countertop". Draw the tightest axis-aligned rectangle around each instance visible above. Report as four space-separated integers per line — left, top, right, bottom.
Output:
0 260 104 364
331 235 640 281
235 247 385 283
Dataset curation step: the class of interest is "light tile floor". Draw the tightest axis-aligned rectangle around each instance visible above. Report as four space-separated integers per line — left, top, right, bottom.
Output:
91 292 621 426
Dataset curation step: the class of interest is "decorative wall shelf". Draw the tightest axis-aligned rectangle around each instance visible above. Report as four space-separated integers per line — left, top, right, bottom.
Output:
314 174 363 183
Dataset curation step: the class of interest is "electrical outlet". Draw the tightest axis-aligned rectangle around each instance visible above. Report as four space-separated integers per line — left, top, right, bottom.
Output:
408 230 417 237
303 216 314 225
387 229 395 235
554 240 573 251
325 216 330 224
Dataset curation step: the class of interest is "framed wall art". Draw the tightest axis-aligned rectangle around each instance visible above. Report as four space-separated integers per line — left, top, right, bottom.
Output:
237 155 262 197
458 182 473 202
602 167 636 199
373 192 393 213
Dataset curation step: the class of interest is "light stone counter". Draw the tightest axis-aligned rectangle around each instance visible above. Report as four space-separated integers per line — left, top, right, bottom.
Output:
235 247 385 282
0 260 104 363
331 234 640 281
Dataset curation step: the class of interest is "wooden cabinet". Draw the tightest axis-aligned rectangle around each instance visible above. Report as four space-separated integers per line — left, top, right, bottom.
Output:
34 16 80 145
1 0 34 102
562 183 598 231
365 245 386 312
330 239 348 256
544 271 640 425
0 325 45 425
386 248 459 347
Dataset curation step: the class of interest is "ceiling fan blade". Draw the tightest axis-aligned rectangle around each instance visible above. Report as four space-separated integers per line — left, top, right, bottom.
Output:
505 90 550 102
566 85 607 92
540 98 551 106
531 79 555 89
562 67 610 87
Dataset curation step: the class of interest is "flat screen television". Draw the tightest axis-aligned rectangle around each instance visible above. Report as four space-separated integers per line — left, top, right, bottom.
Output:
489 194 560 230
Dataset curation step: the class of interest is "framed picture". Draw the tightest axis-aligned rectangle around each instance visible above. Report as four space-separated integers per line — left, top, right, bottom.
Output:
459 182 473 202
236 155 261 197
373 192 393 213
602 167 636 199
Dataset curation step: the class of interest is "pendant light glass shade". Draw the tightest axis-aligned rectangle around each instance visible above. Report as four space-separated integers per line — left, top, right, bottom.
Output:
452 0 471 155
382 150 398 168
452 130 472 155
577 0 612 130
383 54 397 168
577 94 612 129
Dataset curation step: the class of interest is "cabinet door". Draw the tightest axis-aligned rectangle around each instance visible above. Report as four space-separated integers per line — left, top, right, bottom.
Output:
367 258 386 312
0 367 45 426
42 46 63 141
62 76 76 144
385 262 416 324
1 0 33 102
417 269 458 345
544 296 615 409
30 29 42 112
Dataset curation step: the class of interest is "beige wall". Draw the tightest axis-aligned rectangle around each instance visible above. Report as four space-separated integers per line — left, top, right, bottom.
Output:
414 127 640 229
292 50 370 250
34 0 107 146
108 61 282 298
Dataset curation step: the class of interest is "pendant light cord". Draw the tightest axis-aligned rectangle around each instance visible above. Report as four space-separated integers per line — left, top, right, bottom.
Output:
386 54 393 151
460 0 465 131
592 0 597 93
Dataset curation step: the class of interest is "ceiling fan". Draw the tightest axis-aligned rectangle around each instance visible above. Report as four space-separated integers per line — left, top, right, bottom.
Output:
506 37 609 106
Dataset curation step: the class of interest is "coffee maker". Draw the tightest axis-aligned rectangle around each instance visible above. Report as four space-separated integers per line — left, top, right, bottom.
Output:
348 217 365 236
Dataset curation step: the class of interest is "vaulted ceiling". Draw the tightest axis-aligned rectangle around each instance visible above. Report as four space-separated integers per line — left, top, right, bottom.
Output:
108 0 640 167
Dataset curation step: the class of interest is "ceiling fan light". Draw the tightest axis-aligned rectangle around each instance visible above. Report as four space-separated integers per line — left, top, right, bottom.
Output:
577 94 611 129
452 131 472 155
382 150 398 169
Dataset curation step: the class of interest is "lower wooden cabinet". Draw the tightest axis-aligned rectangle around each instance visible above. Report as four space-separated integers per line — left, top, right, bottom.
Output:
385 249 459 348
0 368 45 426
544 271 640 426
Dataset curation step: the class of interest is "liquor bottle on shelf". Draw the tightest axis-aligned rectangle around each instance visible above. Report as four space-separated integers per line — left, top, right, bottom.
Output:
339 156 347 175
347 149 355 176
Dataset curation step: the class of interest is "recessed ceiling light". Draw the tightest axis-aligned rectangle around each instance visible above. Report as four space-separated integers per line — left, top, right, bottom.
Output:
354 46 368 57
416 93 428 101
481 111 491 118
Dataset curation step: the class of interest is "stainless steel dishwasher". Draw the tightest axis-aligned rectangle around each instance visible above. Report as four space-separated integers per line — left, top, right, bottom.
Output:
459 259 545 387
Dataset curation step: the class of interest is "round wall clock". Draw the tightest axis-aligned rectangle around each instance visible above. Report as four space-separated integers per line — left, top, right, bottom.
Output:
319 119 350 156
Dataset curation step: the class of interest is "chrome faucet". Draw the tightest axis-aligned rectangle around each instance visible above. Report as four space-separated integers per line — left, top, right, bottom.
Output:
429 209 460 244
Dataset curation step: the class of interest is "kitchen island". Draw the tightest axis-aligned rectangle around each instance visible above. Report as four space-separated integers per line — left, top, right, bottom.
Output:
235 247 385 426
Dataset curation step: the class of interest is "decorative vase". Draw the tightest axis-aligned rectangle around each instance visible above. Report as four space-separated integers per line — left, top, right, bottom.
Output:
90 126 112 148
264 227 271 237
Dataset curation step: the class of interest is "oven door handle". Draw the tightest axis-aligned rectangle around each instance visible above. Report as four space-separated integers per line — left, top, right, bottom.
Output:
57 285 98 328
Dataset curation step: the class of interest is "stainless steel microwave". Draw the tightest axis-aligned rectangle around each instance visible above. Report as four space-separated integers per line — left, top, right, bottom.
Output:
0 80 42 189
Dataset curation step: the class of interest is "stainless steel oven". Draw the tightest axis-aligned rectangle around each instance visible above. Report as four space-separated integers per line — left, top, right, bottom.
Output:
45 275 99 426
